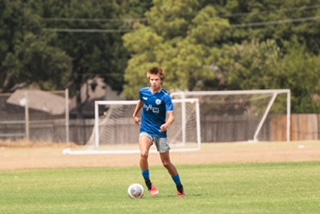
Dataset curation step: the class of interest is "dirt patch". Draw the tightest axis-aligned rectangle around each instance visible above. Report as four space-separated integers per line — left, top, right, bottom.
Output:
0 141 319 171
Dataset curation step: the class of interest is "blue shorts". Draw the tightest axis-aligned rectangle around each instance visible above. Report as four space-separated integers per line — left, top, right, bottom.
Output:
139 132 170 153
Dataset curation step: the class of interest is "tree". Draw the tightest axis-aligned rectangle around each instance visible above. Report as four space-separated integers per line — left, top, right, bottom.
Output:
212 0 320 54
214 39 282 90
0 0 152 117
276 39 320 113
41 0 152 117
123 0 320 113
123 1 230 99
0 0 72 92
3 32 72 90
208 38 320 113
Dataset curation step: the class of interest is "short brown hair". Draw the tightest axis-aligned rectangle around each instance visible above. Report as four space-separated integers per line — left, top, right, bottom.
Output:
147 67 166 81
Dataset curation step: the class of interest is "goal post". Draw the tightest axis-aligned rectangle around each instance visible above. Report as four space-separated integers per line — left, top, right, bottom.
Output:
63 98 201 155
171 89 291 143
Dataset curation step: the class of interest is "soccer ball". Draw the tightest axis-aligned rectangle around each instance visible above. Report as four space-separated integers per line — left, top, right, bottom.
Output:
128 183 144 199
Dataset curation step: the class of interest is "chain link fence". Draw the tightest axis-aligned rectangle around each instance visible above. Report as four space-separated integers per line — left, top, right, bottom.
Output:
1 90 320 144
0 89 69 142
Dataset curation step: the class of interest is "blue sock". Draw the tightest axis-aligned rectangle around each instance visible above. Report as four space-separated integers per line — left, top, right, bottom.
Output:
142 170 152 190
172 174 182 186
142 170 150 181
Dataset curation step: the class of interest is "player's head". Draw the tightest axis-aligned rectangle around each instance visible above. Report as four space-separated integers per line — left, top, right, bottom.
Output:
147 67 165 84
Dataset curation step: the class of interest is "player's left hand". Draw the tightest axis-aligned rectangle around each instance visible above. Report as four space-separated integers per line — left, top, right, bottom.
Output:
159 124 168 132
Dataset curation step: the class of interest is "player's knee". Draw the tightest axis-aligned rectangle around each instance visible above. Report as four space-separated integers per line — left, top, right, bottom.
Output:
162 161 171 168
140 152 149 160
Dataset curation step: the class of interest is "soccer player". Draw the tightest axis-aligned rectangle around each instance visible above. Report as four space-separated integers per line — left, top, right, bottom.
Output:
132 66 186 197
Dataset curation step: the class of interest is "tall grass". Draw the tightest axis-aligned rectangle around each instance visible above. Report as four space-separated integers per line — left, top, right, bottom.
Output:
0 162 319 214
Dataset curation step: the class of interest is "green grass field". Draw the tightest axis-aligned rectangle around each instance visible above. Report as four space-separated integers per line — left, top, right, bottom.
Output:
0 162 319 214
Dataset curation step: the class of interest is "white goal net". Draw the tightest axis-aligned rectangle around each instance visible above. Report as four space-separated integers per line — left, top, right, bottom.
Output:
171 89 291 143
64 98 201 155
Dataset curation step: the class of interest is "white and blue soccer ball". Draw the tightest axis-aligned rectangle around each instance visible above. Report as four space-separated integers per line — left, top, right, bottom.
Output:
128 183 144 199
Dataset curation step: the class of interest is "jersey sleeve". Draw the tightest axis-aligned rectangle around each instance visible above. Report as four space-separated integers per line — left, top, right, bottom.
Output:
164 94 174 112
139 88 144 101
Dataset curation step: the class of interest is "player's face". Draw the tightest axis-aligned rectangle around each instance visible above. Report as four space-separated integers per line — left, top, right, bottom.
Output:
149 74 162 91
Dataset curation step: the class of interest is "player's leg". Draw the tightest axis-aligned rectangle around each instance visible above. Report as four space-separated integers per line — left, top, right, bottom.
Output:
139 133 159 196
139 134 152 172
159 151 177 176
157 138 186 197
159 151 185 196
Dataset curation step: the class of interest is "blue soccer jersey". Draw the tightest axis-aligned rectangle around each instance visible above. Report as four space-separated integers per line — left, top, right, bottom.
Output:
139 87 174 138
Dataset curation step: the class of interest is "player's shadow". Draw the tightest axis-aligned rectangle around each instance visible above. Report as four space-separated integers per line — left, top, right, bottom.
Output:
157 193 202 198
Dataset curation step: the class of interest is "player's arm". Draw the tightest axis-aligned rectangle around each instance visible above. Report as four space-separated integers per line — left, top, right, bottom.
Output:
160 94 175 132
133 100 143 125
160 111 175 132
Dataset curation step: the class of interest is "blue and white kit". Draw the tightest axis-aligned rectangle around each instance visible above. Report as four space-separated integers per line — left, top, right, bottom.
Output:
139 87 174 138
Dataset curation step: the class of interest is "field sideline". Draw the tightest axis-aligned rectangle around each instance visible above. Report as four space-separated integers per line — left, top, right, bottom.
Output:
0 140 320 170
0 141 320 214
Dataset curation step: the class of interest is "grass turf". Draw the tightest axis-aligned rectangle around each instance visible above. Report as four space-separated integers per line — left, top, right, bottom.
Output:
0 162 319 214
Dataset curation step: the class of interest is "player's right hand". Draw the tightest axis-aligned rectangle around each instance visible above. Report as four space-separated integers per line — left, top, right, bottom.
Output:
133 116 141 125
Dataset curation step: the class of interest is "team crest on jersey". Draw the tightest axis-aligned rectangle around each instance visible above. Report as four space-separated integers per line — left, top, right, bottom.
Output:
155 99 162 105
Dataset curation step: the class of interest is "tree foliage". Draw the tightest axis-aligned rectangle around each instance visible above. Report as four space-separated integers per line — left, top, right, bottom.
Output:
0 0 320 113
123 0 320 112
0 0 152 118
123 1 230 99
0 0 72 91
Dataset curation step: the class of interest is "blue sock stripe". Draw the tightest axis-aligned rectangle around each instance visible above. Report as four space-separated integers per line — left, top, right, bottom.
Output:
172 174 182 186
142 170 150 180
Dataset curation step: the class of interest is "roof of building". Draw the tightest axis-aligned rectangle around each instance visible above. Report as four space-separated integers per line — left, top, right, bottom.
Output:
6 89 66 115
